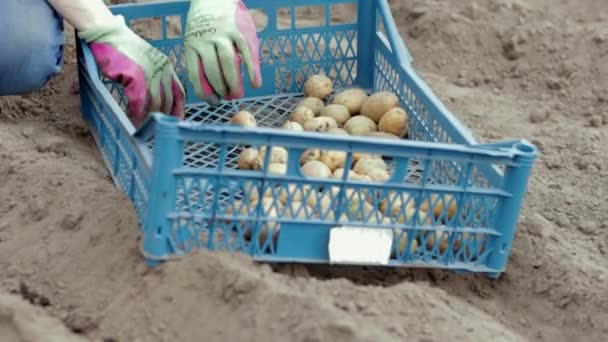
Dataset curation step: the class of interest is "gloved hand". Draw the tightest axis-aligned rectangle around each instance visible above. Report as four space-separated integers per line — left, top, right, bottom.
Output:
79 15 186 127
48 0 186 126
185 0 262 105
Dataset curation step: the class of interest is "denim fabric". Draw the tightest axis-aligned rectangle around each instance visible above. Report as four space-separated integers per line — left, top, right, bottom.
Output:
0 0 65 95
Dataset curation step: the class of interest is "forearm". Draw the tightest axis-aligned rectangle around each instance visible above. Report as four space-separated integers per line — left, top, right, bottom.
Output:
46 0 116 32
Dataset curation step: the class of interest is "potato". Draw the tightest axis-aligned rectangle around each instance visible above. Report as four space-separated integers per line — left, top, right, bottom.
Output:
306 189 334 211
343 116 377 135
361 91 399 123
284 201 314 220
242 181 257 201
332 168 345 179
267 163 287 175
253 222 281 246
365 167 390 183
353 152 382 164
246 185 273 203
228 197 282 226
231 110 257 127
320 104 351 125
328 186 376 213
266 186 337 216
317 197 349 221
297 97 325 116
365 131 400 140
224 199 244 224
380 191 416 216
346 199 375 221
290 106 315 125
303 74 333 100
420 194 458 220
373 214 393 225
426 231 487 254
326 185 351 197
379 196 433 226
378 194 424 222
242 198 282 246
333 168 362 180
259 196 283 210
378 107 409 138
282 121 304 131
425 228 456 253
278 184 312 205
238 148 259 170
327 175 373 203
301 160 332 178
364 178 391 206
393 230 419 257
398 206 432 225
303 116 338 132
353 155 387 176
346 200 390 224
301 148 321 165
332 88 368 114
259 146 288 164
462 233 487 255
327 127 349 135
319 150 347 172
325 211 350 222
356 174 373 182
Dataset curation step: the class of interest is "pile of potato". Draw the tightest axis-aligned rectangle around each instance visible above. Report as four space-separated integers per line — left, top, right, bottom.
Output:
227 74 482 257
234 74 409 180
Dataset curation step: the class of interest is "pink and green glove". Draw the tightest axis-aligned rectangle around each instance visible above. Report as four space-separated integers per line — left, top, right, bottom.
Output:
185 0 262 105
78 15 186 127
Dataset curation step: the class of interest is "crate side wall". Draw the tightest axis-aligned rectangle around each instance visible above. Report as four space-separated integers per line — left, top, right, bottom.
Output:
77 43 151 224
161 127 512 270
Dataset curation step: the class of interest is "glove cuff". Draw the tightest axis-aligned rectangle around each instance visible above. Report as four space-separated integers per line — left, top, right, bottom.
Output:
78 15 128 43
188 0 239 13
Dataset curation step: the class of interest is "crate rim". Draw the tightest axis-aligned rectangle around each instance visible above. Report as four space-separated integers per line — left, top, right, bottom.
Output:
139 112 539 163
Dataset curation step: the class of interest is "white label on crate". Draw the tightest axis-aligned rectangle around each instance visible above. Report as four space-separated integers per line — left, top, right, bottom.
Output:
328 226 393 265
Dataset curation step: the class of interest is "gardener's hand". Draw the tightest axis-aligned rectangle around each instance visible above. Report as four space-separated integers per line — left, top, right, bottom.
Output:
78 15 186 127
185 0 262 105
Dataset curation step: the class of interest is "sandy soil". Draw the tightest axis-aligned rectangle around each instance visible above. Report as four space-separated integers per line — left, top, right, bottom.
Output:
1 0 607 341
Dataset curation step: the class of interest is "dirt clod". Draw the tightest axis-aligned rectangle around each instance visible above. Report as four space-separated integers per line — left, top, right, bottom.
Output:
529 110 549 123
527 213 555 238
17 282 51 308
64 313 98 335
502 36 525 60
60 213 84 231
555 213 572 228
578 221 599 235
588 115 604 127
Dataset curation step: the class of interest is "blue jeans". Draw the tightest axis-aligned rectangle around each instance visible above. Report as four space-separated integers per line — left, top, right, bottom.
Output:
0 0 64 95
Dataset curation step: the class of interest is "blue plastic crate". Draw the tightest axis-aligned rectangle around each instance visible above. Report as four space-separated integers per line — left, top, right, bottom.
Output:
76 0 538 278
